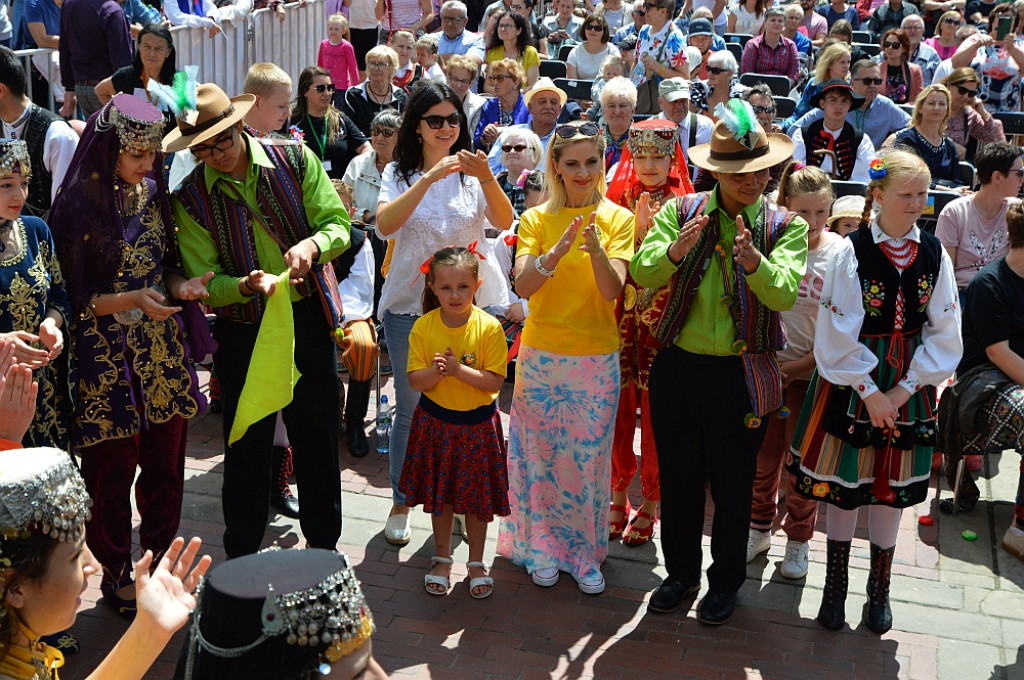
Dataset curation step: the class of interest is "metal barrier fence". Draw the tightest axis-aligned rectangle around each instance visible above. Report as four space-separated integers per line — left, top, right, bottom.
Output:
15 0 325 113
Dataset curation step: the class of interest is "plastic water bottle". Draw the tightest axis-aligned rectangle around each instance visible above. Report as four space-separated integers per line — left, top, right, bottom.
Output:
376 396 392 454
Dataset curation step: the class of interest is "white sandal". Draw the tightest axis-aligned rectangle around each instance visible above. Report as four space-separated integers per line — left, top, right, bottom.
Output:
467 561 494 599
424 556 453 596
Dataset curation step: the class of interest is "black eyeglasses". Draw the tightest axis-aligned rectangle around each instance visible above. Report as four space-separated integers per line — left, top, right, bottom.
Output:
191 129 235 159
954 84 979 97
1010 168 1024 177
313 83 336 93
371 127 397 137
441 14 464 22
555 121 600 138
502 143 528 152
883 41 902 49
707 66 730 75
634 7 645 14
857 77 883 85
585 23 603 30
751 104 775 114
943 17 961 24
421 113 461 129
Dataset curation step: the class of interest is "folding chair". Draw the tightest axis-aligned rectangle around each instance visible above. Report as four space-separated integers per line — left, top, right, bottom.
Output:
739 72 791 97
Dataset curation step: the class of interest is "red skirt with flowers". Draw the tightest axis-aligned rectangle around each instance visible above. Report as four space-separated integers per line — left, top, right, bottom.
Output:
400 395 510 521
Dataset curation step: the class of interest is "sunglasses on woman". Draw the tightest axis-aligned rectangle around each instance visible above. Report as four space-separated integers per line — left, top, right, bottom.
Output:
313 83 336 93
707 66 730 75
371 127 397 137
421 113 462 129
883 41 902 49
954 84 978 97
502 143 528 152
555 121 600 138
488 73 514 83
585 23 603 30
943 17 961 24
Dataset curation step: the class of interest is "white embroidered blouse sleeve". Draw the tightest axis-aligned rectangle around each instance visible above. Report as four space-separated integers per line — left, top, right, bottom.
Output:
813 237 881 397
850 132 876 184
791 125 807 163
44 121 79 202
898 246 963 393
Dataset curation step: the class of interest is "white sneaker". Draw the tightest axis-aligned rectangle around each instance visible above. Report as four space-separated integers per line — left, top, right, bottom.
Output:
746 528 771 563
780 539 810 579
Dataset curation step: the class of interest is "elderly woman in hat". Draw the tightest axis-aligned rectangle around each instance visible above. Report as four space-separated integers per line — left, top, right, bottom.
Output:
174 548 386 680
605 119 693 548
48 94 213 621
631 99 808 624
0 447 210 680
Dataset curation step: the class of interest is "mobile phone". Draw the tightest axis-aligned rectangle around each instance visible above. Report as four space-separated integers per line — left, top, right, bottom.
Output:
997 15 1012 40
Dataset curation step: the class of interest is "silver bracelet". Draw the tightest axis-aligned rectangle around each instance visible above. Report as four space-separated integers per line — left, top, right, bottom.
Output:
534 253 555 277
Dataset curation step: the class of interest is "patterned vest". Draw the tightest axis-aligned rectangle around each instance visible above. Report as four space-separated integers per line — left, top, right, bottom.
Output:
23 105 63 218
850 224 943 337
801 119 862 182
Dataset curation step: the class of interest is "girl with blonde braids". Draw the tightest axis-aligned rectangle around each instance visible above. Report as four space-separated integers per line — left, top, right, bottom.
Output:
788 149 962 634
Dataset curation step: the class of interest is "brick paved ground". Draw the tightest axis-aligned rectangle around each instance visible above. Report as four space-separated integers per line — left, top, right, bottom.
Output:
60 369 1024 680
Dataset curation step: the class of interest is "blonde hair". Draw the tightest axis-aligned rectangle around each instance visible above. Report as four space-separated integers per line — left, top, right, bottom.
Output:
908 84 951 135
940 66 980 89
328 12 348 29
813 42 851 85
415 34 439 53
776 161 833 208
366 45 399 75
541 122 608 214
447 54 480 79
490 58 526 87
934 9 961 36
390 30 415 46
243 62 292 96
600 55 627 79
859 148 930 230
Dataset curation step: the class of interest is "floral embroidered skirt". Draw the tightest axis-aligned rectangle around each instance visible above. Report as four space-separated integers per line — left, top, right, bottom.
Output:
787 334 937 510
399 397 510 522
497 346 619 583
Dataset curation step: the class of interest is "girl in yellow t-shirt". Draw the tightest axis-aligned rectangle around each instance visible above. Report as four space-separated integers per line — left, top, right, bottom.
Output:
399 246 510 601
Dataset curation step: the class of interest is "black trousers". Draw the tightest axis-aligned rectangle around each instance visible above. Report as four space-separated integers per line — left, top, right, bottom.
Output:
649 346 769 595
343 377 371 424
215 297 342 558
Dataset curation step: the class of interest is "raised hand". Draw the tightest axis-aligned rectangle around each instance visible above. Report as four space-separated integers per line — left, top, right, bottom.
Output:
423 155 462 184
134 537 212 637
456 149 495 181
636 192 661 234
733 214 763 274
0 355 37 442
667 214 709 264
579 212 604 255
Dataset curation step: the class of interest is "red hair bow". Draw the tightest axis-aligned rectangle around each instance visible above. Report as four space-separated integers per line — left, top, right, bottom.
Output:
417 241 487 276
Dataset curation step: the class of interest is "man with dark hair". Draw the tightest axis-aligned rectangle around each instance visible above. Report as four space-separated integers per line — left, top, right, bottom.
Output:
0 46 77 217
57 0 132 117
791 79 874 182
936 141 1024 301
788 59 910 148
867 0 919 38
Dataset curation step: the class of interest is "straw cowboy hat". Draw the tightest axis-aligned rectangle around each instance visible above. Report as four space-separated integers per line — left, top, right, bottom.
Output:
163 83 255 153
524 77 567 107
687 99 793 174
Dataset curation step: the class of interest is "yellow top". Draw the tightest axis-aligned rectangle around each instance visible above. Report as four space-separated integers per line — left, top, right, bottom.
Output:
408 306 508 411
517 200 635 355
485 45 541 75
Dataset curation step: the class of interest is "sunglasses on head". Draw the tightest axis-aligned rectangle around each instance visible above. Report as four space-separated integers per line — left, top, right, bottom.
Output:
707 66 730 75
943 17 961 24
857 77 883 85
883 41 902 49
421 113 461 129
751 104 775 114
371 127 397 137
313 83 336 93
954 83 978 97
502 143 528 152
555 121 600 138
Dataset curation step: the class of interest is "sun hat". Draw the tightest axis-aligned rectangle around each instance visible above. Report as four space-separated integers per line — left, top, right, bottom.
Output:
523 76 568 107
687 99 794 174
686 45 702 73
827 194 866 228
163 83 256 154
809 79 865 110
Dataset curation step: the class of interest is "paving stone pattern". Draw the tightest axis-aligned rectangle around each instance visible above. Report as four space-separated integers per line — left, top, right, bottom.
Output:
61 371 1024 680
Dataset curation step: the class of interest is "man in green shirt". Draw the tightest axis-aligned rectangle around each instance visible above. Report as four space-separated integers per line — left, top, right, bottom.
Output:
166 84 352 558
631 101 808 625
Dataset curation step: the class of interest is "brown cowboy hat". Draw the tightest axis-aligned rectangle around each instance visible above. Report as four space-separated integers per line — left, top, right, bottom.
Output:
163 83 255 153
688 112 794 174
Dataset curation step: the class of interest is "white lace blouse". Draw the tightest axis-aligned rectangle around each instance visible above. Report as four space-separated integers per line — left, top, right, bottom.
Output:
376 163 510 316
813 222 963 399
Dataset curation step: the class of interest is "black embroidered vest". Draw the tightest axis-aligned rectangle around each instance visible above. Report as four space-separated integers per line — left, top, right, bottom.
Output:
850 225 943 336
801 119 863 182
23 105 63 218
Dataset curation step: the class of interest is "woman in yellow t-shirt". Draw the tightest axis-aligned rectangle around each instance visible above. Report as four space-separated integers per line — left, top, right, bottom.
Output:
484 10 540 89
495 121 635 596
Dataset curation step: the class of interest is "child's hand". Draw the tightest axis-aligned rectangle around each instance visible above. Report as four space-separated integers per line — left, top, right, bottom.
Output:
636 193 661 233
433 348 460 377
863 390 898 430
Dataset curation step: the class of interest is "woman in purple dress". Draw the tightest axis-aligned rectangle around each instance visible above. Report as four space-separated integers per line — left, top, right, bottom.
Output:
49 94 214 620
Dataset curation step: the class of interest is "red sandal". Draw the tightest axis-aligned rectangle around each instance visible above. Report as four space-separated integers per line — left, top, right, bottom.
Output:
609 501 632 540
623 510 658 546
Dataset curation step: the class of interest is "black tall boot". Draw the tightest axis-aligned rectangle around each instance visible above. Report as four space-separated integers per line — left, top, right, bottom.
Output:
863 543 895 634
270 446 300 519
816 539 851 631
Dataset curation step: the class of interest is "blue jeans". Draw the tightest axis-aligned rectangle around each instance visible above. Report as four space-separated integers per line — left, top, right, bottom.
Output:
383 310 420 506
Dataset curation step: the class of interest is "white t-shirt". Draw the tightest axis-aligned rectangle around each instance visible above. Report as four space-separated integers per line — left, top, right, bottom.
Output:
567 43 620 80
935 195 1017 289
728 1 763 35
376 164 509 315
594 1 632 31
777 230 845 377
